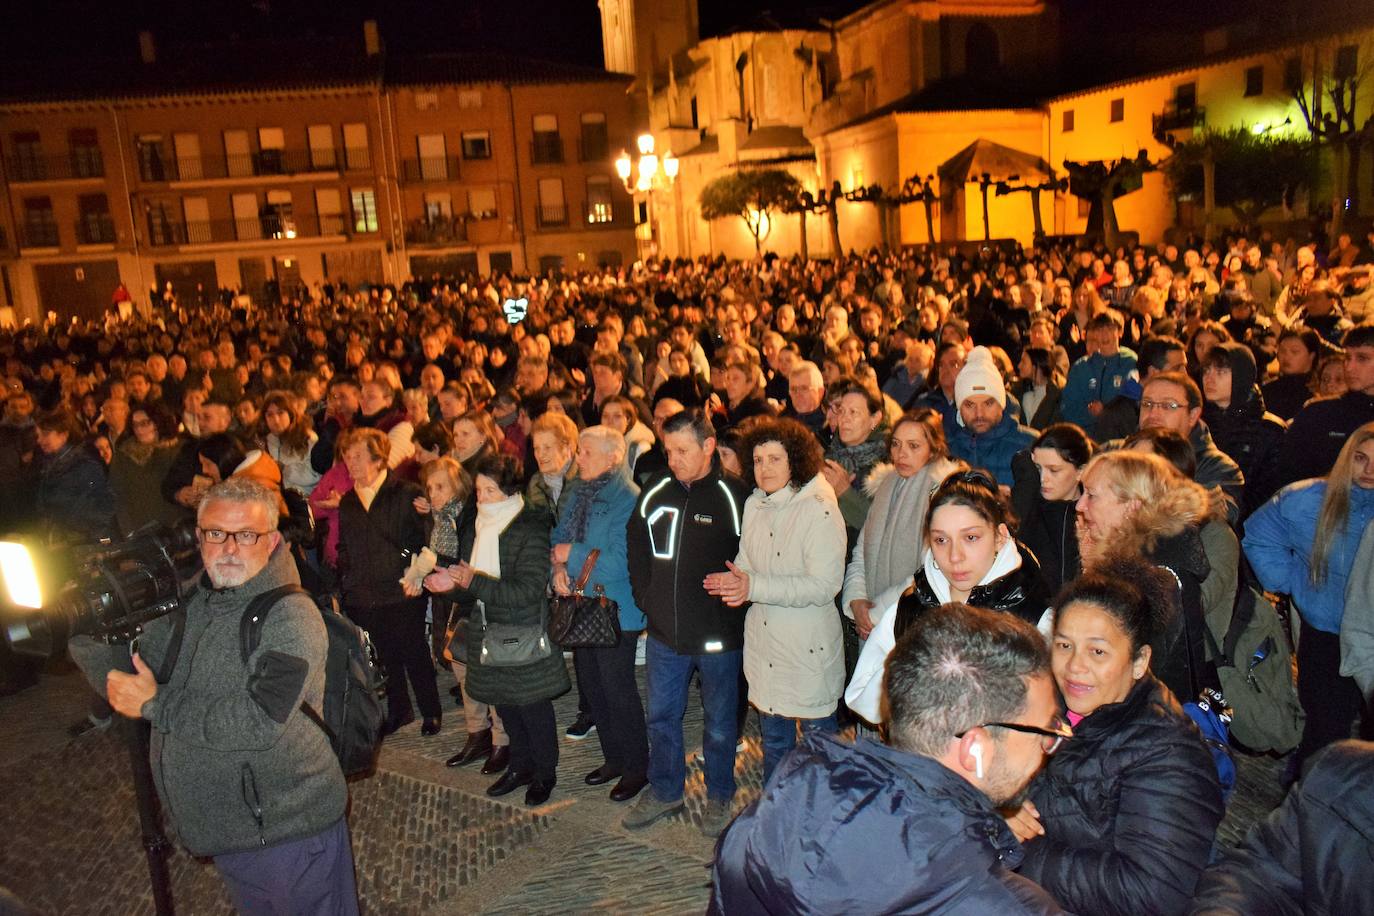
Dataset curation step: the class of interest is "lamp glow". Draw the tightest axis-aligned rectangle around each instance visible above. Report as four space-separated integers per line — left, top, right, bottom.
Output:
663 152 679 180
637 133 655 156
615 150 633 181
0 542 42 609
640 153 658 180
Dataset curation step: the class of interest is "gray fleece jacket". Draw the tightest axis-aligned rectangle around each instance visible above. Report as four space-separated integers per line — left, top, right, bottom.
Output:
71 544 346 857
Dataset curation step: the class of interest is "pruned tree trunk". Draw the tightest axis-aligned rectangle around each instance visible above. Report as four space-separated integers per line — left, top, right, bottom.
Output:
1102 191 1121 250
828 205 841 258
797 208 809 261
1202 146 1217 243
1030 187 1045 240
980 184 992 241
922 197 936 244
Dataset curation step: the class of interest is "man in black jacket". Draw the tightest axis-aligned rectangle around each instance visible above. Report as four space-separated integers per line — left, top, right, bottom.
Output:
710 603 1068 915
623 409 752 839
1276 324 1374 486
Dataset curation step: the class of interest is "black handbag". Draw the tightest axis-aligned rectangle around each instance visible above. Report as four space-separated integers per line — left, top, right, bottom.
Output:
476 601 553 667
549 549 622 648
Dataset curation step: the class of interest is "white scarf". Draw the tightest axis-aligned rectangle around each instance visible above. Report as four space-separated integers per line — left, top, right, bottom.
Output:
472 494 524 578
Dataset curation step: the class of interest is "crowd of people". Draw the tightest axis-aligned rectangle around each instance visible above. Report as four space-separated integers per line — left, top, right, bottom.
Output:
2 223 1373 914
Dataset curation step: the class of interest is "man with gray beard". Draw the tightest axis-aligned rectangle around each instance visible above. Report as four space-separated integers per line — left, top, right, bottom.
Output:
71 478 359 914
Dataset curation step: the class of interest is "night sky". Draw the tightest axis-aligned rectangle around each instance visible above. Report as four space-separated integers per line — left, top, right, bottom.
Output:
0 0 1342 71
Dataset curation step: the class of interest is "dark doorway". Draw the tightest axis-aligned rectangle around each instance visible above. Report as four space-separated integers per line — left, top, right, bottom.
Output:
35 260 120 322
155 261 217 309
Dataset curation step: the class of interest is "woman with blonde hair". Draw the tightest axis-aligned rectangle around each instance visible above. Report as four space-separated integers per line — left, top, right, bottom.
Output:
1075 450 1216 703
1244 422 1374 773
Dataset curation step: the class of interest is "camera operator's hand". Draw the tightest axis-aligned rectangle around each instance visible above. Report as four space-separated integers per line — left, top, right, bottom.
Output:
107 653 157 719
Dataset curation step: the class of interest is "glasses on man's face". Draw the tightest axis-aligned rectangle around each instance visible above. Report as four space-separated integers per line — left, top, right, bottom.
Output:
197 528 273 546
1139 398 1186 412
957 717 1074 755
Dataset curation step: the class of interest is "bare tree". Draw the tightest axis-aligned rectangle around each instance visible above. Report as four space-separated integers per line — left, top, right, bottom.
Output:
1288 36 1374 237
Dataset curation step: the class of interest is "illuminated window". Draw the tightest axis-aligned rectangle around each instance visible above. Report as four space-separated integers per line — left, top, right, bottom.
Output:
586 176 614 224
351 188 378 233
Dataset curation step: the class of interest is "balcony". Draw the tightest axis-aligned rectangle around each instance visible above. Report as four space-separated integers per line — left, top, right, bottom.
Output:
536 203 569 228
1152 104 1206 139
76 215 116 245
583 200 630 227
343 147 371 170
145 215 336 247
138 149 344 183
400 156 460 183
19 223 60 248
531 134 564 165
404 217 469 246
5 152 105 182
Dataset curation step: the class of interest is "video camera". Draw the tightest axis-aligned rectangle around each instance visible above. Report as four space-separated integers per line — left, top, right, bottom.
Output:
1 523 202 657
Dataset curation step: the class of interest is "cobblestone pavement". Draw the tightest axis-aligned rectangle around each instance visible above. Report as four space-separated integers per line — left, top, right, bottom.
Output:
0 654 1284 915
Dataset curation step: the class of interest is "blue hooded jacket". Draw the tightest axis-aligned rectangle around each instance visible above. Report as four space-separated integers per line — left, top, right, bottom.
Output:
946 409 1036 487
1243 479 1374 633
709 732 1067 915
552 469 646 631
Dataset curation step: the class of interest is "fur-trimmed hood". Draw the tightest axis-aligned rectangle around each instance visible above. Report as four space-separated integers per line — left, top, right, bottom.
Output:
1112 478 1212 560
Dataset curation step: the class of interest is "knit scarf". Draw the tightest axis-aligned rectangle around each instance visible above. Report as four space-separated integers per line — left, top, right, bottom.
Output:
472 494 524 578
860 456 959 601
826 430 889 490
563 469 617 542
430 497 463 560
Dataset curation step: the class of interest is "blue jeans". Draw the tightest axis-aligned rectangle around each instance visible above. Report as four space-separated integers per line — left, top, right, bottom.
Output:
645 635 742 803
758 711 837 784
214 818 359 916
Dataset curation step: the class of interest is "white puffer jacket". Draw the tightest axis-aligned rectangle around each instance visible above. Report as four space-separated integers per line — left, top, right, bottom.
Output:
737 474 847 719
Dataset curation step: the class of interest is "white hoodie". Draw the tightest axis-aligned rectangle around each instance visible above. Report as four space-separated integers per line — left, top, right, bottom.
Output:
844 537 1024 725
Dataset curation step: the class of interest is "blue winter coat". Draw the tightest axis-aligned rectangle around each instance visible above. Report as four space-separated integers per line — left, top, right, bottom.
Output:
1059 349 1139 433
1243 479 1374 633
946 409 1036 487
552 470 646 631
709 732 1067 915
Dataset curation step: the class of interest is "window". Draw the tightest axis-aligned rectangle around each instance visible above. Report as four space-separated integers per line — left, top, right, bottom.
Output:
461 131 491 160
68 129 103 178
1174 82 1197 111
223 130 252 177
417 134 449 180
173 132 202 180
351 188 378 233
586 176 614 224
414 92 439 111
580 112 609 161
343 123 370 170
532 114 562 164
1335 45 1358 80
23 197 58 247
77 194 113 244
137 134 167 182
232 192 260 240
182 196 211 243
458 90 483 109
1062 109 1075 132
690 96 699 129
9 132 43 181
315 188 344 234
1109 98 1124 122
1244 65 1264 97
308 125 336 170
468 187 497 219
1283 56 1303 93
424 192 453 223
537 178 566 226
257 127 285 174
488 250 513 274
264 189 294 238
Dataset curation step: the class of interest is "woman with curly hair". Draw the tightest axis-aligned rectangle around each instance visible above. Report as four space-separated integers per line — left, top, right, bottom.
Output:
704 417 846 782
1075 450 1217 704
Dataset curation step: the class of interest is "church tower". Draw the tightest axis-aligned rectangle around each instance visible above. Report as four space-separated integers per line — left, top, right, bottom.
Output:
599 0 698 83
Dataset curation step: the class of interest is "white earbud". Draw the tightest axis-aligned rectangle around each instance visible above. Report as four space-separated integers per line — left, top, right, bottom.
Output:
970 742 985 780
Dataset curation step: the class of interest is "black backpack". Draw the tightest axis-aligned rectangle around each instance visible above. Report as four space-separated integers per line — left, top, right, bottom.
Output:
239 585 386 778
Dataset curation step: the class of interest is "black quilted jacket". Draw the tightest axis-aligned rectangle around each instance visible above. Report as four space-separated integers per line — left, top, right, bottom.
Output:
893 541 1049 638
1018 675 1224 916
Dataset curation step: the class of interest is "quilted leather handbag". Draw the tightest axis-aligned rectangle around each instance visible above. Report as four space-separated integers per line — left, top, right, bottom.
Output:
549 549 622 648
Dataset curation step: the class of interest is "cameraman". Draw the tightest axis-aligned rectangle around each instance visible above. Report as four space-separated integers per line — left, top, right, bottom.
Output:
70 478 358 915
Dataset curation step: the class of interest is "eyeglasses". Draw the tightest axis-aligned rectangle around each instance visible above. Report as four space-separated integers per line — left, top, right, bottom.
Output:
957 717 1074 755
1139 398 1186 412
197 528 274 546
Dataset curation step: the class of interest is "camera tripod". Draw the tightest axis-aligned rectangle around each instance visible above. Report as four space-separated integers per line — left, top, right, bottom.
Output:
109 637 176 916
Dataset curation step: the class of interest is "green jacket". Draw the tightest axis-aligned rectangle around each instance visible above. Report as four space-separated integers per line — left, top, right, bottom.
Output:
460 503 571 707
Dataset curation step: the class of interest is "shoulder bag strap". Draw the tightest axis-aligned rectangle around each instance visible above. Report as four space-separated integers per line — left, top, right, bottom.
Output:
573 548 601 594
237 583 332 739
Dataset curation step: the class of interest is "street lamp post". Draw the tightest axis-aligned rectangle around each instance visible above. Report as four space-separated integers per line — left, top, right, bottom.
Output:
616 133 678 258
